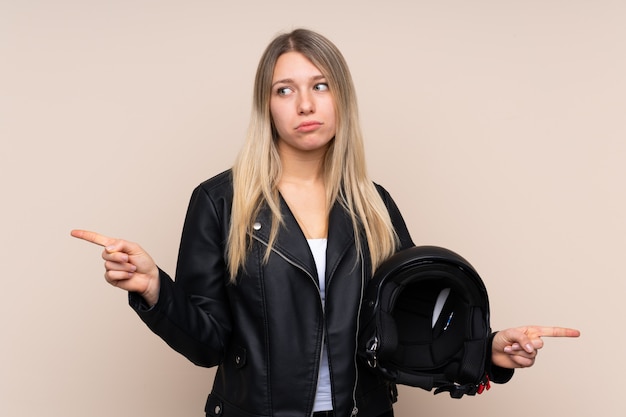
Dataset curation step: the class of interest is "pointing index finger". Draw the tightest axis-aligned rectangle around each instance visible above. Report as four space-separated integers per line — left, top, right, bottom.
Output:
70 229 115 248
536 326 581 338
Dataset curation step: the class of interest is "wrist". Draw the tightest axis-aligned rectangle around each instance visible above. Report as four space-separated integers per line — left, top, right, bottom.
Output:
141 267 161 307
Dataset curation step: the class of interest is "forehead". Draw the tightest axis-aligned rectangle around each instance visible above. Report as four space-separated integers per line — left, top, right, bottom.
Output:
272 51 324 81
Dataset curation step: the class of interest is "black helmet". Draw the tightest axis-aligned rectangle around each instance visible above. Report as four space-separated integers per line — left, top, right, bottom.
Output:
358 246 491 398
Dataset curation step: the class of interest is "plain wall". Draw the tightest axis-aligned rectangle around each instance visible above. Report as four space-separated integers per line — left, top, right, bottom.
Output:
2 0 623 416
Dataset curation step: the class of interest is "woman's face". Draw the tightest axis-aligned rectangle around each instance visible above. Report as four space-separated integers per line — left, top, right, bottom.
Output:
270 51 336 155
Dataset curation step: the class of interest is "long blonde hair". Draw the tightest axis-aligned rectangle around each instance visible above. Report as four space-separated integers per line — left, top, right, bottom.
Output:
228 28 398 280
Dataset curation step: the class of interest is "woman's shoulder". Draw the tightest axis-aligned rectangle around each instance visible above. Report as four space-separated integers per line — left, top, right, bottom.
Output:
194 169 234 200
198 169 233 190
372 181 393 201
371 180 415 249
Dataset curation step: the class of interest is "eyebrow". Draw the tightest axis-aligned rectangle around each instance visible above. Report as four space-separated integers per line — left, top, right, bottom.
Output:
271 74 327 88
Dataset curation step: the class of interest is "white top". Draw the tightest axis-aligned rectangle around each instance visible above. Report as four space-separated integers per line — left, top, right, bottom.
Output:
307 238 333 412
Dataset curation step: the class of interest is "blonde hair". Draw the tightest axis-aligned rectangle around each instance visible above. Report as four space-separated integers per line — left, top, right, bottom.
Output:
228 28 398 280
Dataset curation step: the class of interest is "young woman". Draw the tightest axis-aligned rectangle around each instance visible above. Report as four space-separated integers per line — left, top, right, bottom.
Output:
72 29 579 417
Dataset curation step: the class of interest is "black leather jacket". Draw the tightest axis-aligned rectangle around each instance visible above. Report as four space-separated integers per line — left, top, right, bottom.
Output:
130 170 414 417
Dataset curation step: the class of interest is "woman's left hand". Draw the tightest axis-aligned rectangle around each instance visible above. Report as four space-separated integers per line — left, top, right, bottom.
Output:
492 326 580 369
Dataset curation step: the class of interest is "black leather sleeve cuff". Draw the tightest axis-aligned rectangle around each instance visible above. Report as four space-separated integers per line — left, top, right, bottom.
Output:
486 331 515 384
128 268 169 313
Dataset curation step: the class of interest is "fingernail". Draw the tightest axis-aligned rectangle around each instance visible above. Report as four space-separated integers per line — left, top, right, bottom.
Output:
105 245 115 252
504 346 512 353
526 343 534 352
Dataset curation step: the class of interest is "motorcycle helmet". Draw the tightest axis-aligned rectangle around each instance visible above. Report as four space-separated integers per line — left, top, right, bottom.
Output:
358 245 492 398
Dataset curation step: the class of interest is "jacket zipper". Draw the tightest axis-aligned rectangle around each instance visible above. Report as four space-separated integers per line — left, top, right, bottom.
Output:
349 256 366 417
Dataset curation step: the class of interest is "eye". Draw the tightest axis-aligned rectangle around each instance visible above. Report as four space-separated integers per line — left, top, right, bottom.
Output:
276 86 293 96
313 83 329 92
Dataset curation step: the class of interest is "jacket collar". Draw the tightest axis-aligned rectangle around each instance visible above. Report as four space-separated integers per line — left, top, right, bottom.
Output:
251 196 357 282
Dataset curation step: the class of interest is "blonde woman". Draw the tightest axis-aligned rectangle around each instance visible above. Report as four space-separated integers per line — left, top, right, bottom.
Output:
72 29 579 417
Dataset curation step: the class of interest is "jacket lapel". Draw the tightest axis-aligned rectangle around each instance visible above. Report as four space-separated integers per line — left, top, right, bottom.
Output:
326 201 358 282
251 197 318 280
251 197 358 284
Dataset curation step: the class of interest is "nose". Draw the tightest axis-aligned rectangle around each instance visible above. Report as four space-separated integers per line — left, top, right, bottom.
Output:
297 91 315 114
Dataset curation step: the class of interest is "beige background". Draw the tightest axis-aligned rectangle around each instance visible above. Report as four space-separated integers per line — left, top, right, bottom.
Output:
2 0 623 416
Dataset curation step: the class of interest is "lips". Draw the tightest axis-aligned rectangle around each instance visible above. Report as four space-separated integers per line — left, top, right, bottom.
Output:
295 121 322 132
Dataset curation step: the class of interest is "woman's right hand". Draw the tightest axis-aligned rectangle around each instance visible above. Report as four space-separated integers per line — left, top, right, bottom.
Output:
71 229 160 306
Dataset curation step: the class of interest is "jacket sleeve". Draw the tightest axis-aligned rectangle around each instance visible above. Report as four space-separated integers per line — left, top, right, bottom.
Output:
374 183 415 251
129 182 233 368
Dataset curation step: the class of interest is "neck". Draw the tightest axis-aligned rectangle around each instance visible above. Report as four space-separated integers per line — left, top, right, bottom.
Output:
277 143 327 184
